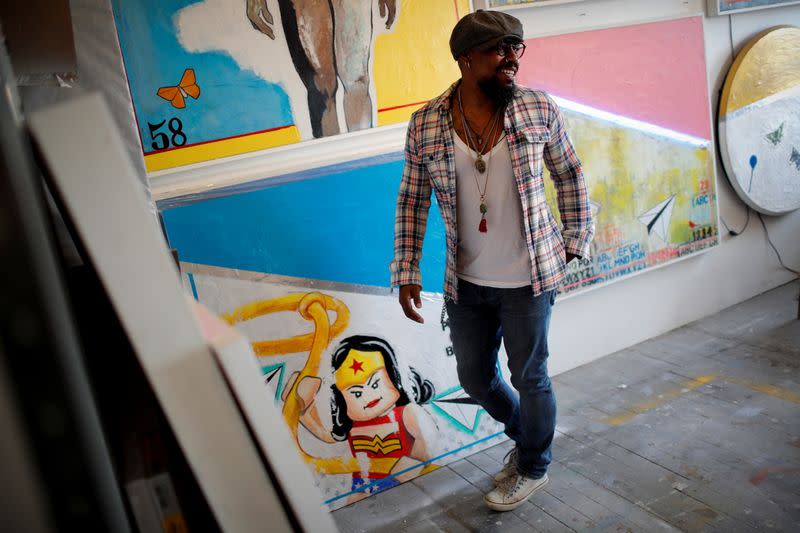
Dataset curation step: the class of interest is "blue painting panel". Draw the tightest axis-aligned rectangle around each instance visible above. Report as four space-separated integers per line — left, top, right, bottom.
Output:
161 160 447 291
110 0 292 153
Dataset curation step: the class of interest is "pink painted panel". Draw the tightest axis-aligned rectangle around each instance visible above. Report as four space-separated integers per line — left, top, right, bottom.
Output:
518 16 711 140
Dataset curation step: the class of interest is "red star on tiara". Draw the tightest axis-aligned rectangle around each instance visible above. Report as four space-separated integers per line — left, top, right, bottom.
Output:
349 359 364 375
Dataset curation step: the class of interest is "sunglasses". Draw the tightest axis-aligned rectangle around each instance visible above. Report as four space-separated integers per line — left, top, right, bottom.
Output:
492 41 526 59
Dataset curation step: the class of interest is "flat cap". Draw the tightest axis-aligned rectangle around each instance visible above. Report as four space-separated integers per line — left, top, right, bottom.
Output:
449 9 524 60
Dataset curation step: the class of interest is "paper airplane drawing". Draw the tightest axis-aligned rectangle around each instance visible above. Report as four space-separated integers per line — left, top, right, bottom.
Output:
432 387 482 434
638 194 676 242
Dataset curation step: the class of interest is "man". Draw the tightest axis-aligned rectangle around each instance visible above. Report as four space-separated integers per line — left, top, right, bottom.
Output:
390 10 593 512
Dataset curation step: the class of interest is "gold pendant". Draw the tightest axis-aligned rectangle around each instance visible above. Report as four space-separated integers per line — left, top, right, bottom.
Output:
475 157 486 173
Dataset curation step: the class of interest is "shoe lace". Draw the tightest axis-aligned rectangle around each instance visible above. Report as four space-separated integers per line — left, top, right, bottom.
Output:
497 472 525 497
502 447 518 470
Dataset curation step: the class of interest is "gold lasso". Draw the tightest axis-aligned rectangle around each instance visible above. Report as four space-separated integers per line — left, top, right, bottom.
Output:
223 292 398 475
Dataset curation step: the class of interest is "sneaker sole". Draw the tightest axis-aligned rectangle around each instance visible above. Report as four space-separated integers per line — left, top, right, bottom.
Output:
484 475 549 512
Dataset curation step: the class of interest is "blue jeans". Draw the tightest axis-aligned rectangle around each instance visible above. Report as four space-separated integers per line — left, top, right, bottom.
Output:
446 279 556 479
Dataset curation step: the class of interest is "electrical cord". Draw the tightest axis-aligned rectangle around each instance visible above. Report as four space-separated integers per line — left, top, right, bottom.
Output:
757 212 800 276
719 206 750 236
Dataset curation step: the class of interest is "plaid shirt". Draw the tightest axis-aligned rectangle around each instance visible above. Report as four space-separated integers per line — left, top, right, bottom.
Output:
391 81 594 301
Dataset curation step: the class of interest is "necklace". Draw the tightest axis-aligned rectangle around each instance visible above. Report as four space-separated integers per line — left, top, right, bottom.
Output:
474 120 504 233
456 86 504 232
470 112 495 146
473 143 492 233
457 87 502 174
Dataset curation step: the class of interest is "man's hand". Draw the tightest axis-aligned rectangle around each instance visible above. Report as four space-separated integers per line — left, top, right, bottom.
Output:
399 284 424 324
246 0 276 39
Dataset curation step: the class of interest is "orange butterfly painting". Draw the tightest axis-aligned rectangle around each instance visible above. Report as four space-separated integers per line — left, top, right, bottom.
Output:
157 68 201 109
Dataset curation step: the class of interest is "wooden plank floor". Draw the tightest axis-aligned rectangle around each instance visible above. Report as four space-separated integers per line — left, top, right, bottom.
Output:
332 281 800 532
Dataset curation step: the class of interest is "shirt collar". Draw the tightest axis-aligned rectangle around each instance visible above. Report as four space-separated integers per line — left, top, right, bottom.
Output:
432 80 461 112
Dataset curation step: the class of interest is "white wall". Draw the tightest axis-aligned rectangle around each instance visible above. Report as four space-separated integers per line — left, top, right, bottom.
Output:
523 0 800 375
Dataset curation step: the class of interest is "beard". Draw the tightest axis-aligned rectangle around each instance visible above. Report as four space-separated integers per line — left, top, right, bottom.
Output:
478 66 517 108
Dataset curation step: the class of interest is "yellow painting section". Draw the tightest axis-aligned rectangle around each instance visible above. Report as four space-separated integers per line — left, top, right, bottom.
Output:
720 26 800 116
373 0 469 126
544 111 715 248
144 126 301 172
377 103 428 126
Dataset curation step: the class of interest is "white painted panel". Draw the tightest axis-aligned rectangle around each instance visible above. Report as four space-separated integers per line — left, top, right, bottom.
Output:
27 93 336 533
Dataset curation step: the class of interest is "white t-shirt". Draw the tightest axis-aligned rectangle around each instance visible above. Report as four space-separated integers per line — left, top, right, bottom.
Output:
453 130 532 288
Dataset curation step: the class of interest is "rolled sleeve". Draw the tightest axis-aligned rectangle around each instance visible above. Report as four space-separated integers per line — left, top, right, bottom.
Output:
543 96 595 258
390 118 431 288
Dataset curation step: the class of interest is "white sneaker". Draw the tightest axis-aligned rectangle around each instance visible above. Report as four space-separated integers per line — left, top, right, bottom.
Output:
494 446 518 483
484 473 549 512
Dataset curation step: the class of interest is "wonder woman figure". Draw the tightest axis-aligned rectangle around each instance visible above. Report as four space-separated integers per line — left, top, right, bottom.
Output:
284 335 436 502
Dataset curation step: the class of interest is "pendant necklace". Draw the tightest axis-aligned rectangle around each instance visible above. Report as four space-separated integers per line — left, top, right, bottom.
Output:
456 87 503 232
457 87 502 175
472 110 496 146
473 118 501 232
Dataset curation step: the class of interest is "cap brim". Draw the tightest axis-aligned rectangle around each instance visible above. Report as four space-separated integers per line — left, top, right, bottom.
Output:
475 35 524 52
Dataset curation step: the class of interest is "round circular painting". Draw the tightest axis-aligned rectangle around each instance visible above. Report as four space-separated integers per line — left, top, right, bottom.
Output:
719 26 800 215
